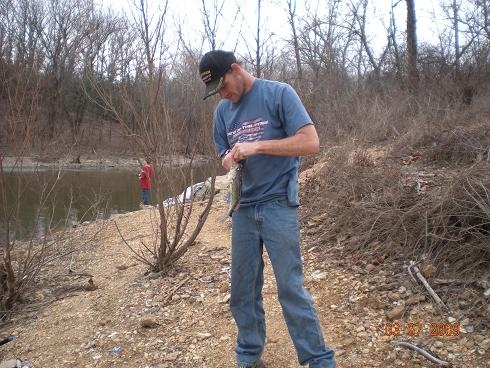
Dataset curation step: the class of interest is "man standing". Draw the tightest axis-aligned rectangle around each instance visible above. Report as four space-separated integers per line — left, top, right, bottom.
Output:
139 158 153 205
199 50 336 368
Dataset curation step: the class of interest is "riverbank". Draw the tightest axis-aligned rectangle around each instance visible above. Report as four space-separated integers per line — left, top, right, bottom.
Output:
0 161 488 367
0 155 211 171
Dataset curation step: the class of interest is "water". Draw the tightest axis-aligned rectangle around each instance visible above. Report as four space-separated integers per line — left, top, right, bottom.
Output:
0 163 215 241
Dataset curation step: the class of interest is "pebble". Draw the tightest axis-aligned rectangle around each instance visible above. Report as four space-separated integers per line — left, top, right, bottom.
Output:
386 306 404 320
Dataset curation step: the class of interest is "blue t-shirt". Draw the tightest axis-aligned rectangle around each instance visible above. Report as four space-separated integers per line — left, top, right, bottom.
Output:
213 79 313 206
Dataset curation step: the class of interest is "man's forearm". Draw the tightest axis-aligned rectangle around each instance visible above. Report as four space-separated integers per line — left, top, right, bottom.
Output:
256 130 319 156
229 124 319 163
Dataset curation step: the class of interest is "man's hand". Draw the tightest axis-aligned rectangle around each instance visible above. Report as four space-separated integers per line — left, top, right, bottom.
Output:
230 142 260 162
222 142 260 170
221 151 235 171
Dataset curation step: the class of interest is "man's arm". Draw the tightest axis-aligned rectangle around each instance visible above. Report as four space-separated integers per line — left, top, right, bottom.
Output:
222 124 319 170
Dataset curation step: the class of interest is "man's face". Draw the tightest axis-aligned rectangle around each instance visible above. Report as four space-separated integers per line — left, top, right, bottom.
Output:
218 69 243 103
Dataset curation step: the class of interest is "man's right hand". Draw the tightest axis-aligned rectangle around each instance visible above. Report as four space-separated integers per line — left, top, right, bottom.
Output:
221 151 235 171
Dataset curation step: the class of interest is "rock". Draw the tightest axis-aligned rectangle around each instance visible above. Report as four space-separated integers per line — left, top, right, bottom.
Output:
366 264 375 272
405 294 426 305
84 278 98 291
107 346 122 355
479 338 490 350
386 306 405 320
0 360 19 368
83 341 97 349
163 352 179 361
148 272 161 280
311 270 328 280
341 337 355 347
140 316 160 329
196 332 212 340
463 325 475 333
199 276 213 283
366 298 389 310
219 283 229 293
434 341 444 348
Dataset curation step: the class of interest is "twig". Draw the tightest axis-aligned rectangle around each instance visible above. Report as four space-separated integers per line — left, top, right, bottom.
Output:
113 220 154 269
407 262 418 283
162 276 191 304
391 341 451 366
408 261 449 312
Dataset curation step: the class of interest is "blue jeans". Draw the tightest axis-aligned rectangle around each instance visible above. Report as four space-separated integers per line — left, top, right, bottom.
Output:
230 199 335 367
141 188 150 205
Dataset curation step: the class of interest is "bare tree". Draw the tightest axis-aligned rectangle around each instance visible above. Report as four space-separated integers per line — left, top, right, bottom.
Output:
91 0 216 273
200 0 226 50
236 0 276 78
388 0 403 82
286 0 303 88
349 0 382 78
0 11 103 316
406 0 419 90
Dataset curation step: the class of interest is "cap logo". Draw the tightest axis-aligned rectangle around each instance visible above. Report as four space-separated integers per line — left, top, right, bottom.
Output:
201 70 212 84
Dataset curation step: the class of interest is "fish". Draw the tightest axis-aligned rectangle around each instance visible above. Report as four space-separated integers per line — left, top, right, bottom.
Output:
227 162 243 217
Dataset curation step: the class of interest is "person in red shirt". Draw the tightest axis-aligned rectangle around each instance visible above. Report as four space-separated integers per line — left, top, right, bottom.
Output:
139 158 153 205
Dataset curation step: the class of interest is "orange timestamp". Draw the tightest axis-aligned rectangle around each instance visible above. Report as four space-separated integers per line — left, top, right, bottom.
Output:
385 322 460 337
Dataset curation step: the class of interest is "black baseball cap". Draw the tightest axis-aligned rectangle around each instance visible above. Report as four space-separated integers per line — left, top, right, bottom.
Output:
199 50 236 100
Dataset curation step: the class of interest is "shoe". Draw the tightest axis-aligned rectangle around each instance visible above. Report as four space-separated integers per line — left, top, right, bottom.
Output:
238 358 265 368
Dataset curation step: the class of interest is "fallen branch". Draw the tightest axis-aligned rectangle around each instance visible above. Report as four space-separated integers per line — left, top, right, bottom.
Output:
391 341 451 366
408 261 449 312
162 276 191 305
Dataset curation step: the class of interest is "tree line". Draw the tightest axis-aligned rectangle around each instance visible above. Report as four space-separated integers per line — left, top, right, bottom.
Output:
0 0 489 155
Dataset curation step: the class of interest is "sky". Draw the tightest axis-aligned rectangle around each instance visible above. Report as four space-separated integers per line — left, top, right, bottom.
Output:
101 0 449 56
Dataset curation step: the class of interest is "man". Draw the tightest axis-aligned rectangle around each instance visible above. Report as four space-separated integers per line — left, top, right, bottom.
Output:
139 158 153 205
199 50 336 368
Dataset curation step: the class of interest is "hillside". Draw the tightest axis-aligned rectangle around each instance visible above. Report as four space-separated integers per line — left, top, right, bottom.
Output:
0 151 488 368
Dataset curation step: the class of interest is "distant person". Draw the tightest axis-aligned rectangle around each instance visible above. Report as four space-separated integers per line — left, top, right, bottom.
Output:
139 158 153 205
199 50 336 368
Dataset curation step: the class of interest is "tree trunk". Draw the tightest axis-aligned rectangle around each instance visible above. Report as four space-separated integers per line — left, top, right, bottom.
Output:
406 0 418 91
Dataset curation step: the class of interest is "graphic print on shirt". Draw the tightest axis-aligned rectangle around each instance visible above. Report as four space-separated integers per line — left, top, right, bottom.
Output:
227 117 268 146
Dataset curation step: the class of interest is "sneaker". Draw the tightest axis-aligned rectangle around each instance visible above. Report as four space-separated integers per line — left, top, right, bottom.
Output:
238 358 265 368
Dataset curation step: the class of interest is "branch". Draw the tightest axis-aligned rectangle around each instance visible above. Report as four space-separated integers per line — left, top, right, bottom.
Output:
408 261 449 312
162 276 191 304
391 341 451 366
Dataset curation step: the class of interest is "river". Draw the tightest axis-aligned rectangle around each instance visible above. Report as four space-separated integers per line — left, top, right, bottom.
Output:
1 163 215 241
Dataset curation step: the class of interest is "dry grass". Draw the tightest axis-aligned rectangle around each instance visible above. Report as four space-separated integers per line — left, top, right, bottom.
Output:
302 91 490 280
